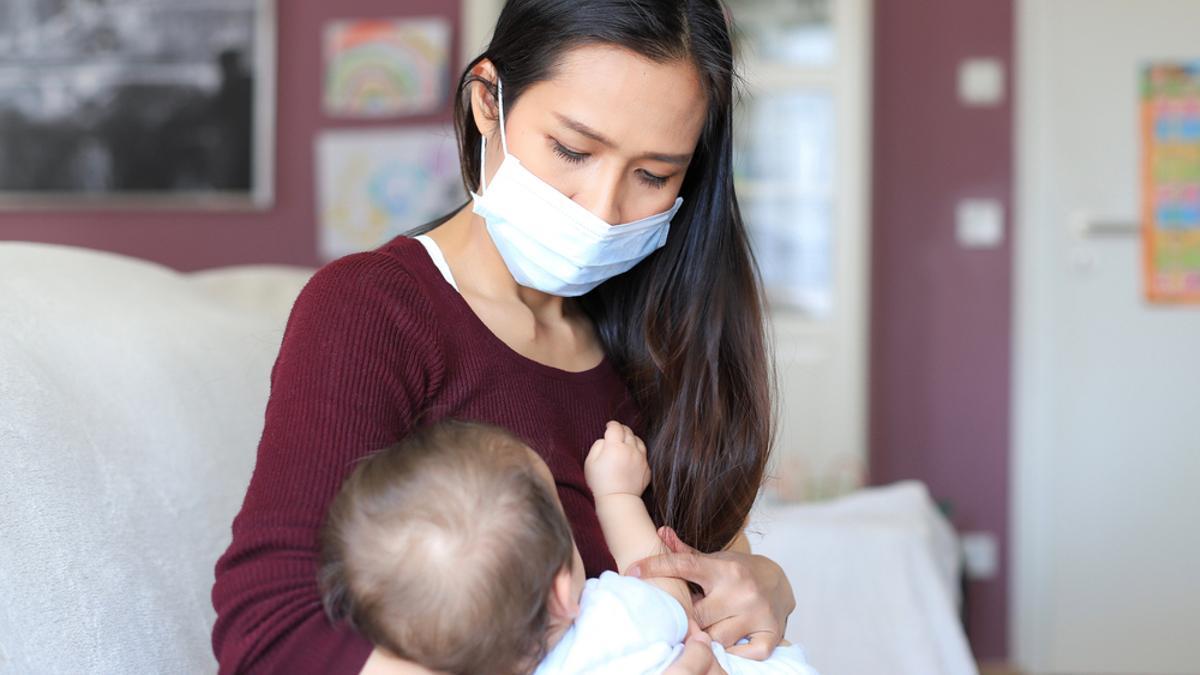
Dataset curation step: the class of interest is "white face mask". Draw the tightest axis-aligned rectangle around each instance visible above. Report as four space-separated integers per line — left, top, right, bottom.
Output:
470 78 684 297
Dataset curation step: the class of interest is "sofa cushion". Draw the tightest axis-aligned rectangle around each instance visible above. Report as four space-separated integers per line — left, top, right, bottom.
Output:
0 243 311 674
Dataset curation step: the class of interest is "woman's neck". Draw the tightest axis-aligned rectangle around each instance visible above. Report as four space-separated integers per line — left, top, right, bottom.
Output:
426 203 570 320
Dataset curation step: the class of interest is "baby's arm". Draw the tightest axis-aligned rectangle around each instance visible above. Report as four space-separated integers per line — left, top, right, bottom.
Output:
584 422 696 619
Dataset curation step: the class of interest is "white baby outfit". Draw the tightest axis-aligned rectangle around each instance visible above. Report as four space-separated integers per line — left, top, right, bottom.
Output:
534 571 819 675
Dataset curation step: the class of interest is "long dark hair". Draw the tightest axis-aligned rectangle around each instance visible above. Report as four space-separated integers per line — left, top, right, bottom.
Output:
432 0 773 554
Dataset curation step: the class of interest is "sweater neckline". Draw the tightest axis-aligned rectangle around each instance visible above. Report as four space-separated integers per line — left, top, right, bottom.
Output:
404 236 616 383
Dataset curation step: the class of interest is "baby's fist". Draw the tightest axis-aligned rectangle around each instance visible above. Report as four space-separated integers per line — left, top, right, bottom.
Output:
584 421 651 498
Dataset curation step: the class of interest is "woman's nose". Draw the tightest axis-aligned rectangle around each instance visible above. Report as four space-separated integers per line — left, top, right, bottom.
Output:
571 174 623 225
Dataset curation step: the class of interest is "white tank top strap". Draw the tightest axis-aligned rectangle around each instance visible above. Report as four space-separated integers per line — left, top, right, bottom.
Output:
414 235 460 292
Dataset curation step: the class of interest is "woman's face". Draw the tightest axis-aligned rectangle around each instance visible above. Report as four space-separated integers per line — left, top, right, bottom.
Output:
473 44 708 225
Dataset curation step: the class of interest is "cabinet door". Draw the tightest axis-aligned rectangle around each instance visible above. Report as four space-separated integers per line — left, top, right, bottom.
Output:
729 0 872 500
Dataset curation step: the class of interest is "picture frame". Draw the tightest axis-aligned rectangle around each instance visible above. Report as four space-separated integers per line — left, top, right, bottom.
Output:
0 0 277 210
315 126 466 261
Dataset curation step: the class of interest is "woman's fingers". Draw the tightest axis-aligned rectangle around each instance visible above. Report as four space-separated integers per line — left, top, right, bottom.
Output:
722 632 777 662
687 553 784 646
626 551 712 591
693 590 781 647
705 620 779 660
629 528 720 596
663 634 725 675
689 594 734 635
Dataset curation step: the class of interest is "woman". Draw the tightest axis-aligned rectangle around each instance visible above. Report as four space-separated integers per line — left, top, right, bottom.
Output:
211 1 794 673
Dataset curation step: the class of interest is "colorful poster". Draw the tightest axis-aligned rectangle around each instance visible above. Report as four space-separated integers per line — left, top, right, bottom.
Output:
324 17 451 119
1142 63 1200 303
316 127 466 261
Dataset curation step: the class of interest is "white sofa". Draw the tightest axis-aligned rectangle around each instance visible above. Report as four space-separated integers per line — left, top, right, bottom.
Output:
0 242 976 675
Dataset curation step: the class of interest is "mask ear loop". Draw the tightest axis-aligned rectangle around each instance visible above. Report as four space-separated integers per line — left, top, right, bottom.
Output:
497 78 508 153
479 135 487 193
479 78 509 195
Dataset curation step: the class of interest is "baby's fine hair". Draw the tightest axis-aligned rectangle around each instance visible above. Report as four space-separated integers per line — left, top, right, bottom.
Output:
318 419 575 675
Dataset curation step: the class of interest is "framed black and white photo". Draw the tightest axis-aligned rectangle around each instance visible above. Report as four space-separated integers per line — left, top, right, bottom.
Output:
0 0 276 209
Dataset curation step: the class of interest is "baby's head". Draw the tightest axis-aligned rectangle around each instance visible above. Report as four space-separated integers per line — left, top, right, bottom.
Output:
319 420 586 675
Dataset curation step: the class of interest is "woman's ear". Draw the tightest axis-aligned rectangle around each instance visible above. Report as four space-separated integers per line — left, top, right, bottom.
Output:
469 59 501 139
547 565 580 623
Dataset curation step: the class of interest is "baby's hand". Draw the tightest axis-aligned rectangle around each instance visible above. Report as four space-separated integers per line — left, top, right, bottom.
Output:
584 421 651 499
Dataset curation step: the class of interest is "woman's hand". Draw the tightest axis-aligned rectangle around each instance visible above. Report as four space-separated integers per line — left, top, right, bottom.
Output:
627 527 795 661
663 631 729 675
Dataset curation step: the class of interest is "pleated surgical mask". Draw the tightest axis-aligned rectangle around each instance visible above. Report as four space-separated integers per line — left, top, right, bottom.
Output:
470 78 683 297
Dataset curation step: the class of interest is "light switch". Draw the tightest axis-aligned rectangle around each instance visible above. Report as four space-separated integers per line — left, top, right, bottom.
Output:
956 198 1005 249
961 531 999 580
958 58 1006 107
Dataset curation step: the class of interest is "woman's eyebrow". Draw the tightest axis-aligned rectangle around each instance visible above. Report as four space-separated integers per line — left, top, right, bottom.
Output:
554 112 692 166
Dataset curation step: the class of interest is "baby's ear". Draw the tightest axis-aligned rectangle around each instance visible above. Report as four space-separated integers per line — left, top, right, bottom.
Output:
547 566 580 622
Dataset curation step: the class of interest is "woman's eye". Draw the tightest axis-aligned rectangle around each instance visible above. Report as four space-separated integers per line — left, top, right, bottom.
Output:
552 139 669 189
552 142 588 164
638 170 669 189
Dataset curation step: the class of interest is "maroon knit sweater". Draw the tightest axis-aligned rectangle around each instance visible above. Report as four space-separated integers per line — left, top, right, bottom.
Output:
210 236 643 674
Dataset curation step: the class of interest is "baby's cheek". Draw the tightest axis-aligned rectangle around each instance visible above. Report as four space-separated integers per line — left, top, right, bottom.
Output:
571 547 586 596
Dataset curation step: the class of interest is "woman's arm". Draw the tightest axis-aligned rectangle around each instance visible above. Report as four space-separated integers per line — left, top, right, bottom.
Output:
211 254 444 674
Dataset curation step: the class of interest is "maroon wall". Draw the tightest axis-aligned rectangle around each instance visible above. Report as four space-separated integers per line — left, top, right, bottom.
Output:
0 1 461 272
869 0 1014 662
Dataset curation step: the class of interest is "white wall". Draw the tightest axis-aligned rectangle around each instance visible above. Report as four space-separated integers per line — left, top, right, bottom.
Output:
461 0 503 65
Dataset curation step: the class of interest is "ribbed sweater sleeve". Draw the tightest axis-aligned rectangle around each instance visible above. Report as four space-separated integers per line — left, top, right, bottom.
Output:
211 252 444 675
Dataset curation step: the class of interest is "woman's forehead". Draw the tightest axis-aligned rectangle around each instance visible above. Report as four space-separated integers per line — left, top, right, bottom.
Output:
518 44 707 158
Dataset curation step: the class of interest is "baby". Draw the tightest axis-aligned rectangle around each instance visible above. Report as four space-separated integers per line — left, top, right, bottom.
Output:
318 420 817 675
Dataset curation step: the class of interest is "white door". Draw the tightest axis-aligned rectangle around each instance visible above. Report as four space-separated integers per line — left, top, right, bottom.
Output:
1015 1 1200 672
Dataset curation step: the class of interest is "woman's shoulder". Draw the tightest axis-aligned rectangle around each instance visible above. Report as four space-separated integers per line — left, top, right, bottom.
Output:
299 236 446 313
284 236 453 349
280 236 449 388
308 235 435 290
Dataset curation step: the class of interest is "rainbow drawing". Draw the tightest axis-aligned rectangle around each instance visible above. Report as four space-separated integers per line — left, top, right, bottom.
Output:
324 17 451 118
